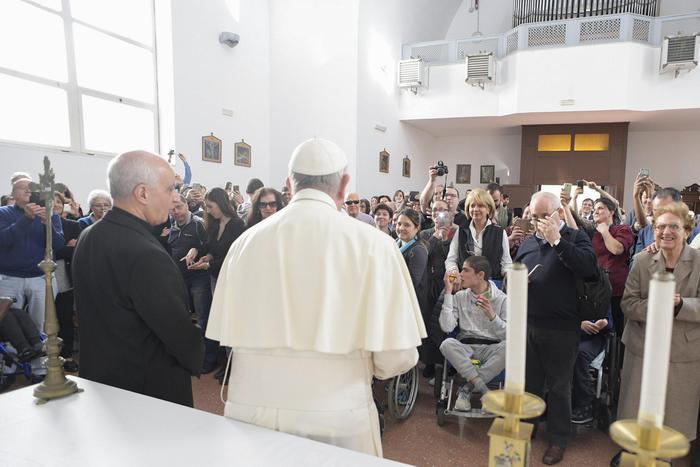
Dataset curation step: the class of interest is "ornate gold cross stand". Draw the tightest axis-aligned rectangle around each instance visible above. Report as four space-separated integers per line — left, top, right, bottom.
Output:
30 156 82 403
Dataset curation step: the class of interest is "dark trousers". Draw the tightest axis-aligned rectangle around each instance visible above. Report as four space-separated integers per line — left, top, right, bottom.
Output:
525 326 580 448
610 296 624 337
0 308 41 352
572 333 605 409
186 275 217 366
56 290 74 359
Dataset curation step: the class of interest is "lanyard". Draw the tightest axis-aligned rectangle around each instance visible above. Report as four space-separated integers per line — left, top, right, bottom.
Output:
397 237 417 253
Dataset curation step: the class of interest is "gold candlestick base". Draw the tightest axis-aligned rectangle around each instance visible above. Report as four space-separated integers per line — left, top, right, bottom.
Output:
482 389 546 467
610 420 689 467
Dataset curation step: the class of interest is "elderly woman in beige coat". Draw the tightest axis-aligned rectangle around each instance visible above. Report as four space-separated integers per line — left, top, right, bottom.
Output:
618 202 700 444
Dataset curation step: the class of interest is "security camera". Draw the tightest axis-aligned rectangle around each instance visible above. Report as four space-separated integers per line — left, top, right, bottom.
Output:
219 32 240 48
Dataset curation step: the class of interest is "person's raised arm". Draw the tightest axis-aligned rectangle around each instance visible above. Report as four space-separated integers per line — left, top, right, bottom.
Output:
419 167 438 216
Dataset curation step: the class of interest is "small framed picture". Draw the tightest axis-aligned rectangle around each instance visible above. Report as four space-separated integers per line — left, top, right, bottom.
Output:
379 149 390 174
480 165 495 184
234 140 252 167
402 156 411 178
456 164 471 184
202 133 222 163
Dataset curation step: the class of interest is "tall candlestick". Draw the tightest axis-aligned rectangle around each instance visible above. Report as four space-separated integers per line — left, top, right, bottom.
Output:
505 263 528 395
638 271 675 428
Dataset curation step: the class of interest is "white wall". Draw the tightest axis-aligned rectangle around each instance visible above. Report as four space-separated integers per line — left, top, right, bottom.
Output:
444 0 513 39
170 0 271 191
401 41 700 121
624 129 700 209
267 0 360 189
430 132 522 192
355 0 460 197
659 0 700 15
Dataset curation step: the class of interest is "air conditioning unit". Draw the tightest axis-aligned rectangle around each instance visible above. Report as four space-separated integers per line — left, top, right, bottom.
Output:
660 34 699 77
398 58 425 94
465 52 495 89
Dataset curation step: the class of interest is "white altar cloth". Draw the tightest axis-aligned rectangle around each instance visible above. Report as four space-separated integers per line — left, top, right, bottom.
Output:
0 377 409 467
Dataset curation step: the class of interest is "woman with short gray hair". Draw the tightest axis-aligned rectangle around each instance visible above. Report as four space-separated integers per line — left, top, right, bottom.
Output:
77 189 113 230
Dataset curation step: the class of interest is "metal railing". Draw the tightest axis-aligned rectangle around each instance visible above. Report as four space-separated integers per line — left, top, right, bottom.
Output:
513 0 659 27
401 12 700 65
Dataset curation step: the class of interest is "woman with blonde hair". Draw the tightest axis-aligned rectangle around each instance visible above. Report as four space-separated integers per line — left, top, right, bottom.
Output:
445 188 512 284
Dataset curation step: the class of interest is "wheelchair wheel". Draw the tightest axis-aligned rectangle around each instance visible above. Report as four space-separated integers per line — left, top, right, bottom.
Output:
387 365 419 420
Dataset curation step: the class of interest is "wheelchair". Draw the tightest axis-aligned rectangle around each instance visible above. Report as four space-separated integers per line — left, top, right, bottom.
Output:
0 299 47 392
435 356 505 426
386 365 420 420
573 330 621 432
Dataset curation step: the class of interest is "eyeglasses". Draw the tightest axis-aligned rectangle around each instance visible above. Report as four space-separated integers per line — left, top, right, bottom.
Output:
259 202 278 209
344 200 360 206
654 223 682 232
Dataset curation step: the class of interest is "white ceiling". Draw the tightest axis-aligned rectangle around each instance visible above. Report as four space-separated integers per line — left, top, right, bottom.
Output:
403 108 700 136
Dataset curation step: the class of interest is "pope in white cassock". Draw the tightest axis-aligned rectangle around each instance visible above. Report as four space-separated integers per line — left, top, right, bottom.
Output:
206 138 427 456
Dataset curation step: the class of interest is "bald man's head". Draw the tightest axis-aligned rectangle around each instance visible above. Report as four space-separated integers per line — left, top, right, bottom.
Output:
108 151 171 200
107 150 177 225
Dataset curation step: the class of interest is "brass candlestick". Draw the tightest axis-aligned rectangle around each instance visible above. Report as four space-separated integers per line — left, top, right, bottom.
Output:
482 389 546 467
31 156 82 403
609 419 689 467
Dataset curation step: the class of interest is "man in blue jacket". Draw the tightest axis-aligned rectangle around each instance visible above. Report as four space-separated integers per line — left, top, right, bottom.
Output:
515 191 598 465
0 176 64 333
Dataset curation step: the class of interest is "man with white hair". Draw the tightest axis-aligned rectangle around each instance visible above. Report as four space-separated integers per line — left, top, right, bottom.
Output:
206 138 426 457
72 150 203 406
514 190 598 465
0 175 65 333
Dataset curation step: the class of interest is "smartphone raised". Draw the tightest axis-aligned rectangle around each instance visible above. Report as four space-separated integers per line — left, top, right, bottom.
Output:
225 181 232 191
29 192 45 207
232 184 240 193
513 217 531 234
639 168 650 178
576 180 585 189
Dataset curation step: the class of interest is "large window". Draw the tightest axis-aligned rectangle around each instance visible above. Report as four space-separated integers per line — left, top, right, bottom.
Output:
0 0 157 155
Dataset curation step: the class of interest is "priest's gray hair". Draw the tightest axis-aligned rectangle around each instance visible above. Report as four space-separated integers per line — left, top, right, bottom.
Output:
87 189 112 208
530 191 561 211
290 168 346 196
108 151 161 200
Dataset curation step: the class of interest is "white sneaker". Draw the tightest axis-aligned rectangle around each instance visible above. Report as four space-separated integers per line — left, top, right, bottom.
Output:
453 385 472 411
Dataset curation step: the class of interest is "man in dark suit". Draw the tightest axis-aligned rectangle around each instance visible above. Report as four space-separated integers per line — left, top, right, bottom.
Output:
514 191 598 465
73 150 203 406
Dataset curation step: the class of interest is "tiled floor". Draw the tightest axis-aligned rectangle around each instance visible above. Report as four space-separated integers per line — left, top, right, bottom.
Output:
5 366 696 466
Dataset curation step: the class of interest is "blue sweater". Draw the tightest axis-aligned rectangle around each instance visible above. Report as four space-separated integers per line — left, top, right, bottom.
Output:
0 205 65 277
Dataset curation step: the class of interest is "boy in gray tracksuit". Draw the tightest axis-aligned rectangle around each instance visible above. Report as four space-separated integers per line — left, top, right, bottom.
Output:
439 255 507 411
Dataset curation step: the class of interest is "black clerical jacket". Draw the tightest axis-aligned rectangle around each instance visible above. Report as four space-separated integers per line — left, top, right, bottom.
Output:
73 207 204 406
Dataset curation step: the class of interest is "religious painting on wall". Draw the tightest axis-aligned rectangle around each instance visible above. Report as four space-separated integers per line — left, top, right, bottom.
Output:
234 140 251 167
379 149 390 173
480 164 495 184
456 164 471 184
402 156 411 178
202 133 222 163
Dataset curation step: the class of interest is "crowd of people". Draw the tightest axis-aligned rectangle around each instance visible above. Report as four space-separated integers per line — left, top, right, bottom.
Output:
1 146 699 465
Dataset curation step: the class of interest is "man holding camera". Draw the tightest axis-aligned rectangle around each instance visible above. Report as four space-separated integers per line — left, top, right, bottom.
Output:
0 176 65 333
419 162 452 221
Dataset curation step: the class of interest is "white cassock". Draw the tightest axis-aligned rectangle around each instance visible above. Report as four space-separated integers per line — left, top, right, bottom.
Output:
206 188 427 457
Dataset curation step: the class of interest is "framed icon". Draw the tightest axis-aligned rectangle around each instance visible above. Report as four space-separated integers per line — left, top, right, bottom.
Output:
480 165 495 184
234 140 251 167
456 164 471 184
202 133 222 163
402 156 411 178
379 149 390 174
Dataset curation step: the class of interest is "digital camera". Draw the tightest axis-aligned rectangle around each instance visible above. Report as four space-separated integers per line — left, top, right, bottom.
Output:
432 160 449 177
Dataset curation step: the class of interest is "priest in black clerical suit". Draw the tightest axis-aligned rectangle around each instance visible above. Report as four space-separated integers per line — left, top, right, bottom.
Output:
73 151 203 406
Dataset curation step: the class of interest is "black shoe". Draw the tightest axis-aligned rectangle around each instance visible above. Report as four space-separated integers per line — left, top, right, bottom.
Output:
422 363 435 378
201 361 218 374
17 347 45 363
63 360 79 373
572 405 594 424
610 450 624 467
